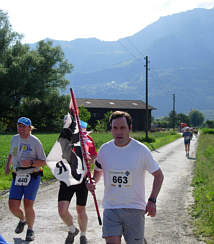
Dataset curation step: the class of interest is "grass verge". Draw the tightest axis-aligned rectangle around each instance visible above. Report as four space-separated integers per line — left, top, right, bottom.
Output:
191 129 214 243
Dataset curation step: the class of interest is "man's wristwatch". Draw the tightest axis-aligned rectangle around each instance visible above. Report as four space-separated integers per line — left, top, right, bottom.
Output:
148 197 156 204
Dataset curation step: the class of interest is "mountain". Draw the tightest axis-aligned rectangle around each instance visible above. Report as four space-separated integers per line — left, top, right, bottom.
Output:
31 7 214 119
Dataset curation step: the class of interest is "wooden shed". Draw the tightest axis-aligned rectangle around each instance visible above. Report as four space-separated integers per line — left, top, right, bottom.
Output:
76 98 156 131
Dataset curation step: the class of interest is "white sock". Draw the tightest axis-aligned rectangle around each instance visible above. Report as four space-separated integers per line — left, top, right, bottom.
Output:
80 232 86 237
68 225 76 233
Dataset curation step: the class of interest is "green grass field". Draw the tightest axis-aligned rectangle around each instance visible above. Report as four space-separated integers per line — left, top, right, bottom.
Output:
191 129 214 244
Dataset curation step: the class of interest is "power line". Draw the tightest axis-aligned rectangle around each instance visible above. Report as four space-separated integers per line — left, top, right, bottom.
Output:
126 37 145 58
114 37 148 67
118 40 139 59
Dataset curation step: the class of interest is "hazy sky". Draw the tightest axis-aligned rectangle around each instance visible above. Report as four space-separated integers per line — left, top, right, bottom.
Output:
1 0 214 44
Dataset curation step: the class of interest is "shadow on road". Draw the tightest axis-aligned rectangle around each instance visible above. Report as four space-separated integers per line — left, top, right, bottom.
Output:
14 238 30 244
188 156 196 160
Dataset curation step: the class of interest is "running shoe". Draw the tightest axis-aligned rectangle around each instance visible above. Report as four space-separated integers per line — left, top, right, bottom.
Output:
80 235 88 244
65 228 79 244
15 220 26 234
25 229 35 241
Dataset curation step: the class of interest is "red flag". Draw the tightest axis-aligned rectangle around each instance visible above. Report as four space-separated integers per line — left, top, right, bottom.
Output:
70 88 102 226
69 91 79 116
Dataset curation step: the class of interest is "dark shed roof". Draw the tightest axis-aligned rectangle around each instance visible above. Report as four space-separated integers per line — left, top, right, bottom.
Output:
77 98 156 110
76 98 156 110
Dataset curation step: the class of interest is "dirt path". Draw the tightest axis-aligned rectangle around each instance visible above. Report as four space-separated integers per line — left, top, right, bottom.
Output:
0 135 205 244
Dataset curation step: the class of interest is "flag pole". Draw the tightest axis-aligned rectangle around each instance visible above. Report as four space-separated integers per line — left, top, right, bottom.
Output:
70 88 102 226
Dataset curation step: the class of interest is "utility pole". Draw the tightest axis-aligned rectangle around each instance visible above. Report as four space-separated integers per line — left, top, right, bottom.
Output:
145 56 149 140
172 93 176 130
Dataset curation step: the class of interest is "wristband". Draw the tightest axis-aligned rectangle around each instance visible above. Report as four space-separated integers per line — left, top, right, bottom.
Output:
148 197 156 204
30 160 34 166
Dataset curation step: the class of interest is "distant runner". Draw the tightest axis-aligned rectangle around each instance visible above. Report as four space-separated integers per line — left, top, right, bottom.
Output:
182 127 193 158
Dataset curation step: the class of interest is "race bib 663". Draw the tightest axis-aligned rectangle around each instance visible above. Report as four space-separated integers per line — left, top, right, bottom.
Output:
109 170 132 188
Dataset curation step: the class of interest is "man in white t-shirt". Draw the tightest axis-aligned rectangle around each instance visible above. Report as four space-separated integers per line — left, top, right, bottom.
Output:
87 111 164 244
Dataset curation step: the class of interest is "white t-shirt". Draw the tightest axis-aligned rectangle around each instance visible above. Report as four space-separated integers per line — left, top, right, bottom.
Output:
10 134 46 172
95 138 160 210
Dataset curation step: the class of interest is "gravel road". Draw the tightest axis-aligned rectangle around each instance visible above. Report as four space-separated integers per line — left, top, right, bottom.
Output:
0 135 205 244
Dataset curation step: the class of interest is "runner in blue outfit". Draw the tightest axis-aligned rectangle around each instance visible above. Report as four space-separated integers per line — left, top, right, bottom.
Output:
182 127 193 158
5 117 46 242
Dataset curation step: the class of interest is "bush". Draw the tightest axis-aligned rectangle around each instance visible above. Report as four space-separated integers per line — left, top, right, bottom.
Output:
0 121 7 133
133 135 155 143
95 120 107 132
201 128 214 134
206 120 214 128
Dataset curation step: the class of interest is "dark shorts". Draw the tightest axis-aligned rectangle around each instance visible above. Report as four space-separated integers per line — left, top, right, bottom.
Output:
9 175 41 201
184 139 191 145
58 178 88 206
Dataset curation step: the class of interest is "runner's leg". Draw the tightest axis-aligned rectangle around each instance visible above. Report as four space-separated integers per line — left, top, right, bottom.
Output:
58 181 78 238
105 236 121 244
75 179 88 235
8 199 25 221
185 144 187 155
8 180 25 221
76 205 88 233
58 200 74 226
23 175 41 229
23 199 35 229
188 143 190 153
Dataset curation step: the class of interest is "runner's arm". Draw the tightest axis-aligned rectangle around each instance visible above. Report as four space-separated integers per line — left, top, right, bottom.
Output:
20 159 46 168
146 168 164 217
5 154 12 175
93 169 103 183
86 170 103 192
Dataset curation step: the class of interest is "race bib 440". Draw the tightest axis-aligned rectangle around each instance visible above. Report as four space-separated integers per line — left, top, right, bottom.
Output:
15 174 31 186
109 170 132 188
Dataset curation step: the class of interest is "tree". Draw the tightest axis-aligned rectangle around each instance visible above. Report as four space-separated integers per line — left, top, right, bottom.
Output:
188 110 204 127
0 10 21 61
79 105 91 123
0 11 73 128
0 10 22 122
19 92 70 131
1 41 72 117
152 117 169 128
168 110 177 128
206 120 214 128
176 113 189 125
95 111 112 132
